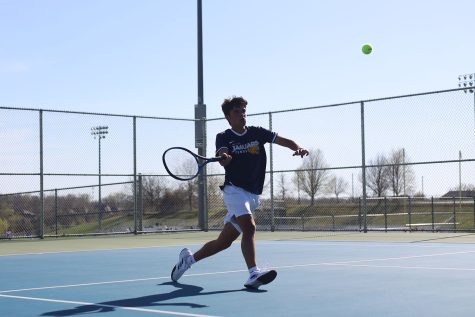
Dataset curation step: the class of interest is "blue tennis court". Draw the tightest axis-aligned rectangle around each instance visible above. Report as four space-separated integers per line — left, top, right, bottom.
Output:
1 232 475 316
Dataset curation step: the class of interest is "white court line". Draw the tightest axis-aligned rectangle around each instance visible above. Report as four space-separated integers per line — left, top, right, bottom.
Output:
0 243 206 257
315 249 475 264
3 239 472 257
259 240 475 249
0 276 171 294
329 263 475 271
0 242 384 257
0 294 221 317
1 260 471 317
0 269 248 294
0 246 165 257
2 250 474 294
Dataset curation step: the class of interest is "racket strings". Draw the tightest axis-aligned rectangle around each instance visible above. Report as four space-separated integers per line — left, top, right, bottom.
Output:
163 148 200 180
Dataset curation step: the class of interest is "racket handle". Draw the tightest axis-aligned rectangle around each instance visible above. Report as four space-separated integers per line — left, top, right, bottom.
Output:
210 156 225 162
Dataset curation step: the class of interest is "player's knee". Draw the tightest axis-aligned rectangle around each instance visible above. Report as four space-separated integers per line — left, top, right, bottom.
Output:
217 238 233 250
223 239 234 249
242 222 256 236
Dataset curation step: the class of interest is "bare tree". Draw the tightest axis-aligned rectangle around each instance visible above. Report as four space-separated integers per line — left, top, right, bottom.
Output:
366 154 391 197
180 159 198 212
277 173 288 200
296 148 330 205
326 175 348 202
388 148 415 196
141 176 168 213
206 164 224 208
292 169 305 204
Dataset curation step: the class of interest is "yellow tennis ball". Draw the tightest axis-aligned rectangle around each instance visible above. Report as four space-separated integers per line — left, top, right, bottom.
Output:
362 44 372 55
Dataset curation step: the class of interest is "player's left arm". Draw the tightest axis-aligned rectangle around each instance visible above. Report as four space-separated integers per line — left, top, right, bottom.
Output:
274 135 309 158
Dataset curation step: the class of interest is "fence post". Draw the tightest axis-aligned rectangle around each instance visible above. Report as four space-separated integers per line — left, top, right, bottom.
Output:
269 112 275 232
133 116 138 235
360 101 368 233
138 174 143 233
39 110 45 239
384 197 388 232
195 116 208 231
408 196 412 232
201 117 209 231
431 196 435 232
358 197 362 231
55 189 58 236
453 196 457 232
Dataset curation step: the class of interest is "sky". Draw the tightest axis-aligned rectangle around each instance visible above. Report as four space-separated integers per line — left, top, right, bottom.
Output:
1 0 475 197
1 0 474 117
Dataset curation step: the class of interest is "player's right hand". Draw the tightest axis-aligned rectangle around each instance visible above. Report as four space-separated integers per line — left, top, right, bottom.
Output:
219 152 232 166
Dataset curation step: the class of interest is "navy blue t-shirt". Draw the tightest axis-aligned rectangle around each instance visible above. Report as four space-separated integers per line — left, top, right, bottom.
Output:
215 126 277 195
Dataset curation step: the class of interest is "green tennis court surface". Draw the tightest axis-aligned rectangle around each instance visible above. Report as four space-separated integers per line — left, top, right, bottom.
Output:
1 232 475 316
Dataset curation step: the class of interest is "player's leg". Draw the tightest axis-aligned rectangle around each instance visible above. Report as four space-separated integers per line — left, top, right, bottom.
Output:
235 214 257 269
170 223 239 282
236 213 277 289
193 222 240 261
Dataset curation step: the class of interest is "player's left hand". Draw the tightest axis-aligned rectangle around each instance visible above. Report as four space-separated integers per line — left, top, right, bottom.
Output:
293 148 309 158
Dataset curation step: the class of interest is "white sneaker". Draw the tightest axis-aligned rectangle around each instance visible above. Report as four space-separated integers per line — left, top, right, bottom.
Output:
171 248 193 282
244 269 277 289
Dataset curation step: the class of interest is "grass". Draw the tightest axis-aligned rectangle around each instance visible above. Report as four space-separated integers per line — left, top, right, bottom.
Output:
40 199 475 236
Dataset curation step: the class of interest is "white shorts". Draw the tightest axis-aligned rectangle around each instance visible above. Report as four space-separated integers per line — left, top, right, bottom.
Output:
223 185 260 233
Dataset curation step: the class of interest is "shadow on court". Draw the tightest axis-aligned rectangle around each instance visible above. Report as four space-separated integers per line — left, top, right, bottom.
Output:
41 282 265 316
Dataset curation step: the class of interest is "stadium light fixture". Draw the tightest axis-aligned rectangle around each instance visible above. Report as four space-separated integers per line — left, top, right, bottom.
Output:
91 125 109 230
458 73 475 93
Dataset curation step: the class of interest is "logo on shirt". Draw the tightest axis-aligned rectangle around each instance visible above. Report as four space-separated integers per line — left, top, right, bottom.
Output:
232 141 260 155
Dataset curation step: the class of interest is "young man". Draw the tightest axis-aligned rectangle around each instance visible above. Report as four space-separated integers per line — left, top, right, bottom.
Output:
171 96 309 289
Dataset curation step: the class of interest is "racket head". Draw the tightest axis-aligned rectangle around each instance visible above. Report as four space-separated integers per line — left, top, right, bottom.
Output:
162 147 200 181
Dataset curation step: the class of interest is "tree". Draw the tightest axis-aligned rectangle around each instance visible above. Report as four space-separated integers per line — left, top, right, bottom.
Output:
141 176 168 213
0 218 9 235
292 169 305 204
388 148 415 196
366 154 390 197
206 165 224 208
326 175 348 202
277 173 288 200
0 199 12 234
296 149 330 205
180 159 199 212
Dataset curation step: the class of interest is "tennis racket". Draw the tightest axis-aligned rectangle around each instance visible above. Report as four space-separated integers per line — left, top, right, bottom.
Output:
162 147 224 181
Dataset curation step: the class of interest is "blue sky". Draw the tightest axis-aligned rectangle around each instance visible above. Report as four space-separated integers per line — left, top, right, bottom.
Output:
1 0 474 117
1 0 475 196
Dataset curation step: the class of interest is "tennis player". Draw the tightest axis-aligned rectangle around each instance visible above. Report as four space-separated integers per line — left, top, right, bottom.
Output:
171 96 309 289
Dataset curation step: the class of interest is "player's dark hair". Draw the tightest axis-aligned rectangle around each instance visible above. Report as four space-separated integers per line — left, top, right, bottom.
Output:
221 96 247 116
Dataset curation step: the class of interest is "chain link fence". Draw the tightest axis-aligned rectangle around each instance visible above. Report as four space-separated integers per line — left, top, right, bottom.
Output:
1 88 475 239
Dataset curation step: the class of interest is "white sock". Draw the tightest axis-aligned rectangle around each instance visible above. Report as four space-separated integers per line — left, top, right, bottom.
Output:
187 255 196 265
249 266 259 274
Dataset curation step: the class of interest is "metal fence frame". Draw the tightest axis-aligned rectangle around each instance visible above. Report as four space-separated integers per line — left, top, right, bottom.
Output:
1 87 475 238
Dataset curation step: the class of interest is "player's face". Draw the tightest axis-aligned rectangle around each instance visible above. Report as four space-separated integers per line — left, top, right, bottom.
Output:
227 105 246 131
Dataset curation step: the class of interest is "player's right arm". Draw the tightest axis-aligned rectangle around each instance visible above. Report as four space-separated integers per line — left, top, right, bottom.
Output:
216 132 233 167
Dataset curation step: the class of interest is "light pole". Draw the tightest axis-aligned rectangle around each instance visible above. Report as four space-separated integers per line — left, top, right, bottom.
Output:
459 150 462 213
458 73 475 193
457 74 474 215
91 125 108 230
458 73 475 139
195 0 208 230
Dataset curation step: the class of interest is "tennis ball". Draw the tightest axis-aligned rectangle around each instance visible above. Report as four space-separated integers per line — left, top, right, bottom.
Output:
362 44 372 55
